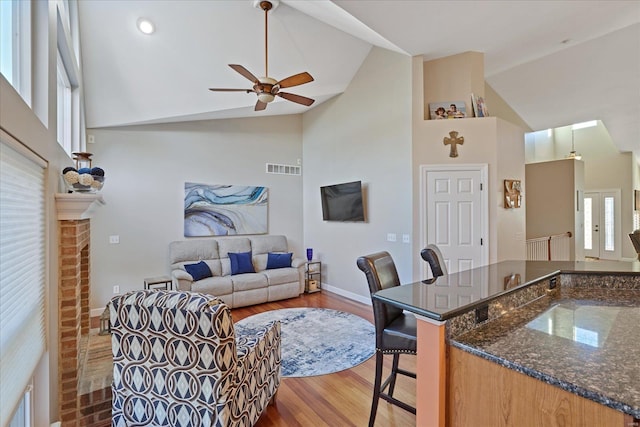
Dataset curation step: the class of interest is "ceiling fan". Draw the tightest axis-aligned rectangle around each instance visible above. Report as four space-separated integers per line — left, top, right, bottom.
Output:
209 0 315 111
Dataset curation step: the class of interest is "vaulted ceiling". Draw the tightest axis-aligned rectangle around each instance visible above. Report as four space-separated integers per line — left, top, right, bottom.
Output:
78 1 640 158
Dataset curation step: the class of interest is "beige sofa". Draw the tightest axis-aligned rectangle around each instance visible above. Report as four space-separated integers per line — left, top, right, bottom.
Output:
169 235 305 308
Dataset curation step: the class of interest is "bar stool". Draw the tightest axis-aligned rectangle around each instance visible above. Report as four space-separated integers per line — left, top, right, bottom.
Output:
420 244 447 279
357 251 417 427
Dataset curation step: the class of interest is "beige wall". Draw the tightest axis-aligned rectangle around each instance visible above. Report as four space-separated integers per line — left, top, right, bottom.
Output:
411 116 527 267
302 47 413 302
496 118 528 261
423 51 484 120
485 83 532 132
525 159 584 260
413 55 527 278
88 115 304 308
526 121 636 259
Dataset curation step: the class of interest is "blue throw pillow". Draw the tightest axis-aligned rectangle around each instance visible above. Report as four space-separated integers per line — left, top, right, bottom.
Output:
229 251 255 275
266 252 293 269
184 260 212 281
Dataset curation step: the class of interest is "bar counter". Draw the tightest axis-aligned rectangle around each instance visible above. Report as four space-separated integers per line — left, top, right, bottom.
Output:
373 260 640 426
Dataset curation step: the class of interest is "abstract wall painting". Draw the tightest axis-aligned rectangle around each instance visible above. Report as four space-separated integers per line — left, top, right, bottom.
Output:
184 182 268 237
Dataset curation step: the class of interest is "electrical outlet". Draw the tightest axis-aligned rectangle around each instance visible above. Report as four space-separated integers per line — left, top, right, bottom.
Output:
113 285 120 294
475 305 489 323
109 235 120 244
402 234 410 243
387 233 397 242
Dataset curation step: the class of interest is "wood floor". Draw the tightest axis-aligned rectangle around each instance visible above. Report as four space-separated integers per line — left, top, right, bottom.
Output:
231 291 416 427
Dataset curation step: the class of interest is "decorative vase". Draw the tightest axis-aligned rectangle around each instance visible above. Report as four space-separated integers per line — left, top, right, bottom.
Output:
306 248 313 261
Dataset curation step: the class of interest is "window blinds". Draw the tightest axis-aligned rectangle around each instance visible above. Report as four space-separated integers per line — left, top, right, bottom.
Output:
0 132 47 427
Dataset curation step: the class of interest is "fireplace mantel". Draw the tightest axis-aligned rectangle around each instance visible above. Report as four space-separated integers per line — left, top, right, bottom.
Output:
55 192 105 220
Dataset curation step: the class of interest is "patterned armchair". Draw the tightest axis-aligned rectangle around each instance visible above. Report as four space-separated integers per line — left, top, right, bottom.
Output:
109 290 281 427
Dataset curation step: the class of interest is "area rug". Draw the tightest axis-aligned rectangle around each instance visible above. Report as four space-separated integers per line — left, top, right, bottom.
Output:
235 308 375 377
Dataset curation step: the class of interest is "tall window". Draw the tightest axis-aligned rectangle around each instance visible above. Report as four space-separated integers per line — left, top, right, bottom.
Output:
56 0 82 156
0 0 31 105
57 51 72 152
0 132 46 427
603 196 615 252
584 198 592 250
8 383 32 427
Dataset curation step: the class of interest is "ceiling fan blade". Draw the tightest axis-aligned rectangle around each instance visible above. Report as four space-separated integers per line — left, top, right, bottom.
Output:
255 100 268 111
229 64 259 83
277 72 314 89
208 88 253 92
277 92 315 107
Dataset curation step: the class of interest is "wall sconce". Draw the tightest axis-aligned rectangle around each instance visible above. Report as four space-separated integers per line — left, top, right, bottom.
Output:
504 179 522 208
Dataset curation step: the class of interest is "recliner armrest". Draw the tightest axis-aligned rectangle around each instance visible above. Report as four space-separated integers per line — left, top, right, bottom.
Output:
171 269 193 291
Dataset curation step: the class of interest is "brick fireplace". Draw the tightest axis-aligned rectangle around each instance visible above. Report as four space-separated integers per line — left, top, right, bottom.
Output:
55 194 105 426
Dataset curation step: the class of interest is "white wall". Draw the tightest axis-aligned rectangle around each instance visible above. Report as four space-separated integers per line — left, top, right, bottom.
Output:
88 115 304 309
302 47 413 303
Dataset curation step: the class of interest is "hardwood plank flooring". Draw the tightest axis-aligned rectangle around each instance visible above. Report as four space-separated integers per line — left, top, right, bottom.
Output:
231 291 416 427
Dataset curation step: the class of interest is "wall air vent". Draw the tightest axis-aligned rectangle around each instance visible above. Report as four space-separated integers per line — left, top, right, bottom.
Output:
266 163 301 176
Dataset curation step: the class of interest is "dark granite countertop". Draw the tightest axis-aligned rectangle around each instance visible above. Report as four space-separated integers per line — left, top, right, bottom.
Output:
450 287 640 418
373 260 640 321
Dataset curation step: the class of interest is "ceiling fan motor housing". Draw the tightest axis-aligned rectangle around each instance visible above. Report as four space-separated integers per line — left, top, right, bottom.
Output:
255 76 278 103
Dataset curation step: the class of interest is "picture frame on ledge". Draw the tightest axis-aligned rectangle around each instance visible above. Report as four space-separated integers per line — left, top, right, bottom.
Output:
471 93 489 118
428 101 467 120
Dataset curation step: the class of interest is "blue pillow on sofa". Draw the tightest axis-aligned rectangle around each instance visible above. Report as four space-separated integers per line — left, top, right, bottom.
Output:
229 251 255 275
184 260 212 281
266 252 293 269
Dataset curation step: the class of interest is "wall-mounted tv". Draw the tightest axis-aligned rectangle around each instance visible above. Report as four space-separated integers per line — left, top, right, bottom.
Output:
320 180 365 222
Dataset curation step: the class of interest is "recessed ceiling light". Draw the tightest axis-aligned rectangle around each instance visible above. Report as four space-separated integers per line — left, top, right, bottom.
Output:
137 18 155 35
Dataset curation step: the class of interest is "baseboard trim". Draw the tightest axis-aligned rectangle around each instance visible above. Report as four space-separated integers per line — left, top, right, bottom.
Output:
91 286 373 317
321 283 371 306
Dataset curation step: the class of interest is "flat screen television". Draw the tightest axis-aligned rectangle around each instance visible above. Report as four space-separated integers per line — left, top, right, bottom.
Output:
320 180 365 222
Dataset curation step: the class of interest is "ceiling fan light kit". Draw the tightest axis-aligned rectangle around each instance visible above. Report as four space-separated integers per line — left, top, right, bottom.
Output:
209 0 315 111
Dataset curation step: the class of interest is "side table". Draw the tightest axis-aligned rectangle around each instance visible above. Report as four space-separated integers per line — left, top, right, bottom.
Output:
144 275 173 291
305 261 321 293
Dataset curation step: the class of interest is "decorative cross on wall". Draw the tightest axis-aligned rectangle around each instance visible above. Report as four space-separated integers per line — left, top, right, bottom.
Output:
443 131 464 158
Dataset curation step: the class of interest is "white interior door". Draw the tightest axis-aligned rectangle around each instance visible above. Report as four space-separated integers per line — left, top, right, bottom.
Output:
584 190 621 260
422 165 487 277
